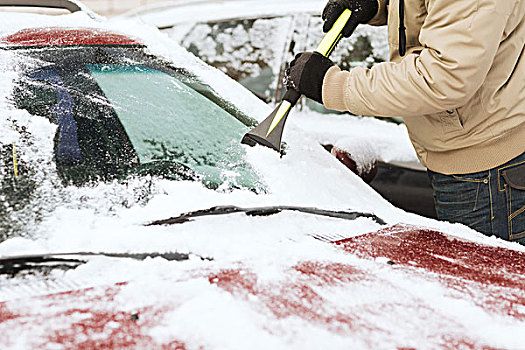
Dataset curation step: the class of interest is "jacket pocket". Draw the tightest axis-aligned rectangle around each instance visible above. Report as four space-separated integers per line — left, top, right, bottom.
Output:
439 109 465 142
501 162 525 241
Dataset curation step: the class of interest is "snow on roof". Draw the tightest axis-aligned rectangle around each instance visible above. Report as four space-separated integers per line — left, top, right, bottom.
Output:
0 27 143 47
0 11 103 38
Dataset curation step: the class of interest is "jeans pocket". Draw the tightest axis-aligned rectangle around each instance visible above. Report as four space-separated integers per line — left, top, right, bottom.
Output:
451 172 489 183
502 163 525 241
430 171 490 230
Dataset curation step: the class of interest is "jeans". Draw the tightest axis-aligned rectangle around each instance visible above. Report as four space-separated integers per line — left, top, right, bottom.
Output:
428 152 525 245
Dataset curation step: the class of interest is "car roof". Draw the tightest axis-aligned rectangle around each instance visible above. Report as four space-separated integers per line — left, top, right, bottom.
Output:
0 1 142 48
0 0 80 12
119 0 325 28
0 27 143 48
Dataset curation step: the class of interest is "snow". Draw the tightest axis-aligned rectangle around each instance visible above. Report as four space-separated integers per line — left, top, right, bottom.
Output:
291 110 419 169
0 7 524 350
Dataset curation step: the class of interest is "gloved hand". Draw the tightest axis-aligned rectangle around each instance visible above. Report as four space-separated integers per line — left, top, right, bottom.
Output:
284 52 335 104
322 0 379 37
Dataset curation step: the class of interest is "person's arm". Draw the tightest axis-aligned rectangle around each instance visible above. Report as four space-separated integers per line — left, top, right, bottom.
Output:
323 0 513 117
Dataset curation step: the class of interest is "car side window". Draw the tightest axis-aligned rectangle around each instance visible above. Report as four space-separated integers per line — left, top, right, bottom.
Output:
13 65 138 185
178 16 294 103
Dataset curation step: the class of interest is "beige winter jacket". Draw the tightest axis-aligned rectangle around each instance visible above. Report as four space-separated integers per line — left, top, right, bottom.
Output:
322 0 525 174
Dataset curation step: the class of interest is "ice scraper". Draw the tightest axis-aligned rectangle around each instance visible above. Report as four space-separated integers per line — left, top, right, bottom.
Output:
241 9 353 152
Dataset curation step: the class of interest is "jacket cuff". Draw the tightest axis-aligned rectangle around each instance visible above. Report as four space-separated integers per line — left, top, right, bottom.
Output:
322 66 351 111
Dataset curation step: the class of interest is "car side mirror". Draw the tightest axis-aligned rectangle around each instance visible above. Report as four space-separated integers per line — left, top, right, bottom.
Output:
330 146 378 183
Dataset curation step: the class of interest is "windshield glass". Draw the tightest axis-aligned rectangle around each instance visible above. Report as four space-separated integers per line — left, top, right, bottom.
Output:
87 63 262 190
12 47 264 192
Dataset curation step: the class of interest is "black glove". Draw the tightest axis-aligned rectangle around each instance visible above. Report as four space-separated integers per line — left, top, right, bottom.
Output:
322 0 379 37
284 52 335 104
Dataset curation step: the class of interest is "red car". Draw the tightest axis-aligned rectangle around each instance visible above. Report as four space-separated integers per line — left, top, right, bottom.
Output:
0 1 524 349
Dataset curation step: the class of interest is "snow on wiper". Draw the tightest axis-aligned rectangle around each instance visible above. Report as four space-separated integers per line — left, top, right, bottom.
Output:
0 255 84 277
146 205 387 226
0 251 211 276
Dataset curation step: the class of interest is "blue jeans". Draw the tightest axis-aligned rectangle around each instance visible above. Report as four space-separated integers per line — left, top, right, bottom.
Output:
428 152 525 245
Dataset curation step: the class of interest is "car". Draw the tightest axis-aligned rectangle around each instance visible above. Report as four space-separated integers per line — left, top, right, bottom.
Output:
0 0 269 238
120 0 437 218
1 1 524 349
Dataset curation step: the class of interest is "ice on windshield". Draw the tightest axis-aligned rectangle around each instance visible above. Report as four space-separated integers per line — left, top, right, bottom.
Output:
87 64 264 191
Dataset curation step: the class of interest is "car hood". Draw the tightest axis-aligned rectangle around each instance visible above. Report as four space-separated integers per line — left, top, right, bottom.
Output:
1 224 524 349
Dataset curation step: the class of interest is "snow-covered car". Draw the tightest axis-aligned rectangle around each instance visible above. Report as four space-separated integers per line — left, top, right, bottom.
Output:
119 0 437 219
1 1 525 349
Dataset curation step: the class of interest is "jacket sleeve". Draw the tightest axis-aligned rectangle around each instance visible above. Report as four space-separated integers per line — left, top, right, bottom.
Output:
367 0 388 26
322 0 512 117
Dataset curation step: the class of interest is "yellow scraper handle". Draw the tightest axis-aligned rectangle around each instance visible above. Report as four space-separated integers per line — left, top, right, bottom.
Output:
315 9 352 57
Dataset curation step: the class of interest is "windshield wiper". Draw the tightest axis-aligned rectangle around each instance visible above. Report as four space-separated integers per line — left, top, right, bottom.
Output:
146 205 386 226
0 252 208 277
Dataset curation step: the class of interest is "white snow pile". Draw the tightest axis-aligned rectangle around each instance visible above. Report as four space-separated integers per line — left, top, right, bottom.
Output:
292 110 419 170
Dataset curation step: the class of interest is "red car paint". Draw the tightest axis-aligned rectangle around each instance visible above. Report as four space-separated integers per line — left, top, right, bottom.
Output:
334 224 525 319
0 27 142 47
1 226 524 348
0 283 188 349
334 224 525 289
330 146 377 183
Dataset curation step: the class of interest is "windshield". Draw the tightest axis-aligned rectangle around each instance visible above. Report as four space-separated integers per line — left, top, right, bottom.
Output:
87 63 262 190
12 47 264 192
